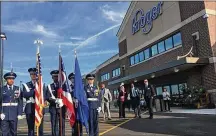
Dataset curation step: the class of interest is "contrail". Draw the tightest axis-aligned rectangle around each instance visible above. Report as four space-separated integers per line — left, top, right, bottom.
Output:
64 23 121 57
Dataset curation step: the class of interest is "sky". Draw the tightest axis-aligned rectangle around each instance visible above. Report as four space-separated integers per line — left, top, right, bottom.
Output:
1 1 129 85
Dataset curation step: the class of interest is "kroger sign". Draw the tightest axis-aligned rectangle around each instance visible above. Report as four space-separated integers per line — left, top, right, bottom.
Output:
132 1 163 35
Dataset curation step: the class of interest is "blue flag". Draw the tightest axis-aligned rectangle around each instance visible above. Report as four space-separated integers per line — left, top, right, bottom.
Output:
74 55 89 134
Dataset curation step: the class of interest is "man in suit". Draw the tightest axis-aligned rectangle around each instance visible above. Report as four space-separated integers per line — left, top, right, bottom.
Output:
143 79 156 119
22 68 45 136
130 82 141 118
0 72 23 136
100 83 112 121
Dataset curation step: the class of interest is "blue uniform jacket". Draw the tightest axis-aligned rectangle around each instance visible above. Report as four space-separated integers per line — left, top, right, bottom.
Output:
22 81 35 114
84 84 101 109
46 83 66 114
1 85 23 121
22 81 47 114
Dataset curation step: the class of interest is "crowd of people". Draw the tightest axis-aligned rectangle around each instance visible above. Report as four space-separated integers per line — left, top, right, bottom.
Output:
116 79 172 119
0 67 172 136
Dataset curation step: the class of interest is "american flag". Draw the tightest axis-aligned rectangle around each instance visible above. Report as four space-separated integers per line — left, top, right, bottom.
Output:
35 53 44 127
58 54 75 127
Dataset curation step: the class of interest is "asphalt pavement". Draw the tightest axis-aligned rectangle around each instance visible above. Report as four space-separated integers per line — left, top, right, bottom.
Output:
1 109 216 136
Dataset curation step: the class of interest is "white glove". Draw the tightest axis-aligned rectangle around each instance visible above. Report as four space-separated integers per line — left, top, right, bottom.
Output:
97 107 101 113
74 99 78 108
0 113 5 120
14 90 20 98
55 98 64 108
55 98 61 104
17 115 23 120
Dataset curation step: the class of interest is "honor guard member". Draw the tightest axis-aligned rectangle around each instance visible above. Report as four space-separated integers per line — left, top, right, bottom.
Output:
84 74 101 136
68 72 83 136
22 68 45 136
46 70 65 136
0 72 23 136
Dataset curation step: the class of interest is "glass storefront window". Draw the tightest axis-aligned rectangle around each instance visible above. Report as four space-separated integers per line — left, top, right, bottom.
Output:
156 87 162 95
173 33 182 47
144 48 150 59
164 85 171 94
112 70 115 77
151 44 158 56
135 54 139 64
158 41 165 53
130 56 135 65
139 51 144 62
165 37 173 50
171 85 179 95
179 83 187 94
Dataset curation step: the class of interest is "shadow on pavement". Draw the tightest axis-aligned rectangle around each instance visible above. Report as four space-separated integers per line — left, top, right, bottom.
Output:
113 113 216 136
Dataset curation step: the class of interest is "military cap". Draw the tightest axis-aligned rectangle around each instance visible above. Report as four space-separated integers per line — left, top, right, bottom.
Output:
50 70 59 76
86 74 95 80
4 72 17 79
68 72 75 80
28 68 37 74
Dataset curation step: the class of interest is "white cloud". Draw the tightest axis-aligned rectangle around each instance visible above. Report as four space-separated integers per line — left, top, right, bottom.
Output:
100 4 126 23
57 41 81 46
3 69 29 76
3 20 58 38
70 37 85 40
77 49 118 57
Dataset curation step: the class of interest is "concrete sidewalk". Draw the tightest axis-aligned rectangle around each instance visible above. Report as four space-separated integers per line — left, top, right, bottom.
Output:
168 107 216 115
110 107 216 115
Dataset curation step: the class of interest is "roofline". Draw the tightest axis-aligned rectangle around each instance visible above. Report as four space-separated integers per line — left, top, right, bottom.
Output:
96 53 119 70
116 1 133 38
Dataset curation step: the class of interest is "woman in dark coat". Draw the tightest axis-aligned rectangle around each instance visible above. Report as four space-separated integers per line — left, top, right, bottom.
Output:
118 83 127 118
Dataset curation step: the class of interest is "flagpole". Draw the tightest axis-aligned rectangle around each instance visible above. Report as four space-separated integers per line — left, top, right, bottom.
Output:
10 62 13 72
34 39 43 136
59 45 63 136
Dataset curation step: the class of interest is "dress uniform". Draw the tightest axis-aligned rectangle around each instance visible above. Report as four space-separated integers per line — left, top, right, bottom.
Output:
22 68 45 136
68 72 83 136
0 72 23 136
46 70 65 136
84 74 101 136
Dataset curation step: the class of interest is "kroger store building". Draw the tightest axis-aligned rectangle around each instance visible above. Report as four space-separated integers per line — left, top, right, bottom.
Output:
89 1 216 105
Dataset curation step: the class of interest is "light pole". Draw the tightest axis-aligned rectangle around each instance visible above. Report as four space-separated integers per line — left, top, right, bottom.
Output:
0 32 7 111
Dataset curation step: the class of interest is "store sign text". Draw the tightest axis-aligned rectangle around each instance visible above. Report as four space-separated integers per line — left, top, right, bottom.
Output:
132 1 163 35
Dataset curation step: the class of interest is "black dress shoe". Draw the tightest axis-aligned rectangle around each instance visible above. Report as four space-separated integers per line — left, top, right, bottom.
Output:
149 116 153 119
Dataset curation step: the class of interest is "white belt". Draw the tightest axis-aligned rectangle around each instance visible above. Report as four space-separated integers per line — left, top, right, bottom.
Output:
2 103 18 106
87 98 98 101
26 97 35 103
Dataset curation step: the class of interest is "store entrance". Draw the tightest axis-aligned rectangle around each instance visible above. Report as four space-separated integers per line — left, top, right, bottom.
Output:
155 83 187 107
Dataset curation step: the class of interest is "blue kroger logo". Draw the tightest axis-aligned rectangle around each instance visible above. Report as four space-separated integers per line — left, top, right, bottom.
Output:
132 1 163 35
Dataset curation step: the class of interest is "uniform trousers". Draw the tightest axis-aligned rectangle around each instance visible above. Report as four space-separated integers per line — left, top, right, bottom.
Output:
145 97 153 117
72 121 83 136
50 112 65 136
26 113 44 136
1 120 18 136
89 109 99 136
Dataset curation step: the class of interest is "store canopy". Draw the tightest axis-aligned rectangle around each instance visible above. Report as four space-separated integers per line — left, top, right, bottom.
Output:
108 57 209 85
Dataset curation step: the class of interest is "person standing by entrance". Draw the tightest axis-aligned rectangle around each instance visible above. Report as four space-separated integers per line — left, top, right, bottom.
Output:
162 88 171 112
100 83 112 121
130 83 141 118
118 83 127 118
143 79 156 119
